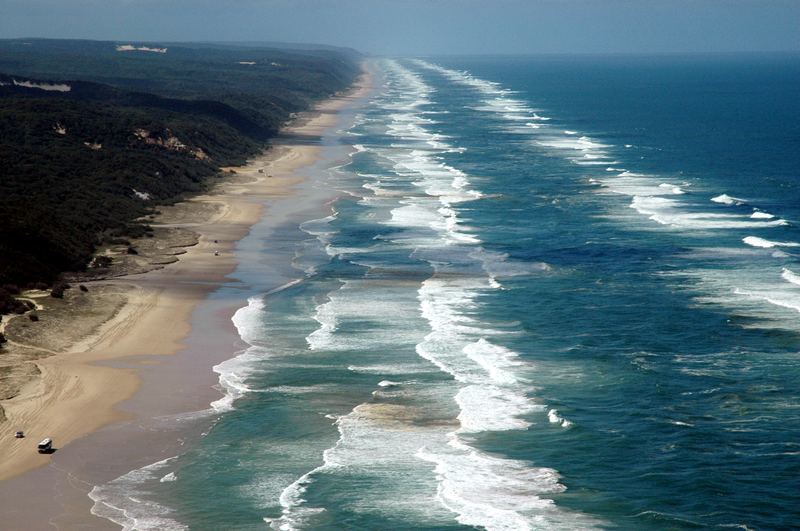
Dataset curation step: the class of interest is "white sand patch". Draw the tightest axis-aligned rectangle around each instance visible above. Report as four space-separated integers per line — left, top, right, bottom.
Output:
132 189 151 200
133 129 208 161
116 44 168 54
11 79 71 92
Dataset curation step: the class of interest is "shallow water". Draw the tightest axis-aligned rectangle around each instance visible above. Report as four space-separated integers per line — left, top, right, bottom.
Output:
92 54 800 530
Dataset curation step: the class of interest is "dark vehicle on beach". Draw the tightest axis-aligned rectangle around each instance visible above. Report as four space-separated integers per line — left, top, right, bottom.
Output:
37 438 52 453
14 431 24 438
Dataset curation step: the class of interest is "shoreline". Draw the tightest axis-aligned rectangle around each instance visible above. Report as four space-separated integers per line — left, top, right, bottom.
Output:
0 65 373 510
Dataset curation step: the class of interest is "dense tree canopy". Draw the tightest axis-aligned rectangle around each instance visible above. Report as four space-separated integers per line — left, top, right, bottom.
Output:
0 39 360 286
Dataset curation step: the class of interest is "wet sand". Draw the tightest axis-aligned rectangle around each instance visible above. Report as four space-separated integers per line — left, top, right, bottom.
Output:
0 67 373 528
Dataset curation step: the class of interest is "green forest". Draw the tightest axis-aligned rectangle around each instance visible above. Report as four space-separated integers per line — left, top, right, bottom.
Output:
0 39 360 287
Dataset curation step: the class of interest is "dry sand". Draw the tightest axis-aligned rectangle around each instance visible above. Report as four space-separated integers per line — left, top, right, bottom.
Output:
0 70 373 482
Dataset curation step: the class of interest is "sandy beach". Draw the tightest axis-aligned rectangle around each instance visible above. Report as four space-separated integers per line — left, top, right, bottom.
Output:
0 66 372 514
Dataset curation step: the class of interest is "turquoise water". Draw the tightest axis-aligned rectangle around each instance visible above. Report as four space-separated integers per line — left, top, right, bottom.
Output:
91 54 800 529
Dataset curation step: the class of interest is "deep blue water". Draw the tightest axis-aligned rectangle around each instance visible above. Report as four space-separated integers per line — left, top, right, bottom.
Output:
90 54 800 530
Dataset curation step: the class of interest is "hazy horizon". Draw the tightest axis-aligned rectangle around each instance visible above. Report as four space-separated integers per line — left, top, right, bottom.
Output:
1 0 798 56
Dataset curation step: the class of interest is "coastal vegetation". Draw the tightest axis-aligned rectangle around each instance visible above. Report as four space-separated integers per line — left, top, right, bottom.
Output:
0 39 359 293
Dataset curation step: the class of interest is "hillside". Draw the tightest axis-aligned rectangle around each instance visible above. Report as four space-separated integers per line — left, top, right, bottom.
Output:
0 39 360 287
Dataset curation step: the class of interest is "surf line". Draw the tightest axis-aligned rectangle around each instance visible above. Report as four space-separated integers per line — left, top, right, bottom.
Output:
385 59 597 530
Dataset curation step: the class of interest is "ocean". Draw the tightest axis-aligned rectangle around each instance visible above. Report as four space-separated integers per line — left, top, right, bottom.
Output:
90 54 800 530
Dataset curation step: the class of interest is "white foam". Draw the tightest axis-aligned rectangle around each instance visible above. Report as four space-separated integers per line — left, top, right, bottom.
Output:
537 136 610 151
547 409 573 429
600 174 684 198
416 442 598 530
412 266 591 524
534 135 617 167
299 215 337 238
630 197 788 229
270 397 454 529
305 297 338 351
658 183 685 195
270 463 327 530
673 265 800 331
734 288 800 314
375 65 486 254
89 457 186 530
743 236 800 249
782 268 800 286
593 172 791 232
210 297 270 412
711 193 746 206
411 59 558 145
455 385 539 432
211 350 259 413
463 338 524 385
347 363 426 375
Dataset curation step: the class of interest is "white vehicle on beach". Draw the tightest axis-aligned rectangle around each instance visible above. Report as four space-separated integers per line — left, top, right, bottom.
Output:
37 438 52 453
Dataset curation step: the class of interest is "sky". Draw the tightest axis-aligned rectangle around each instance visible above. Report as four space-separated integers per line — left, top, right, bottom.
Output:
0 0 798 55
